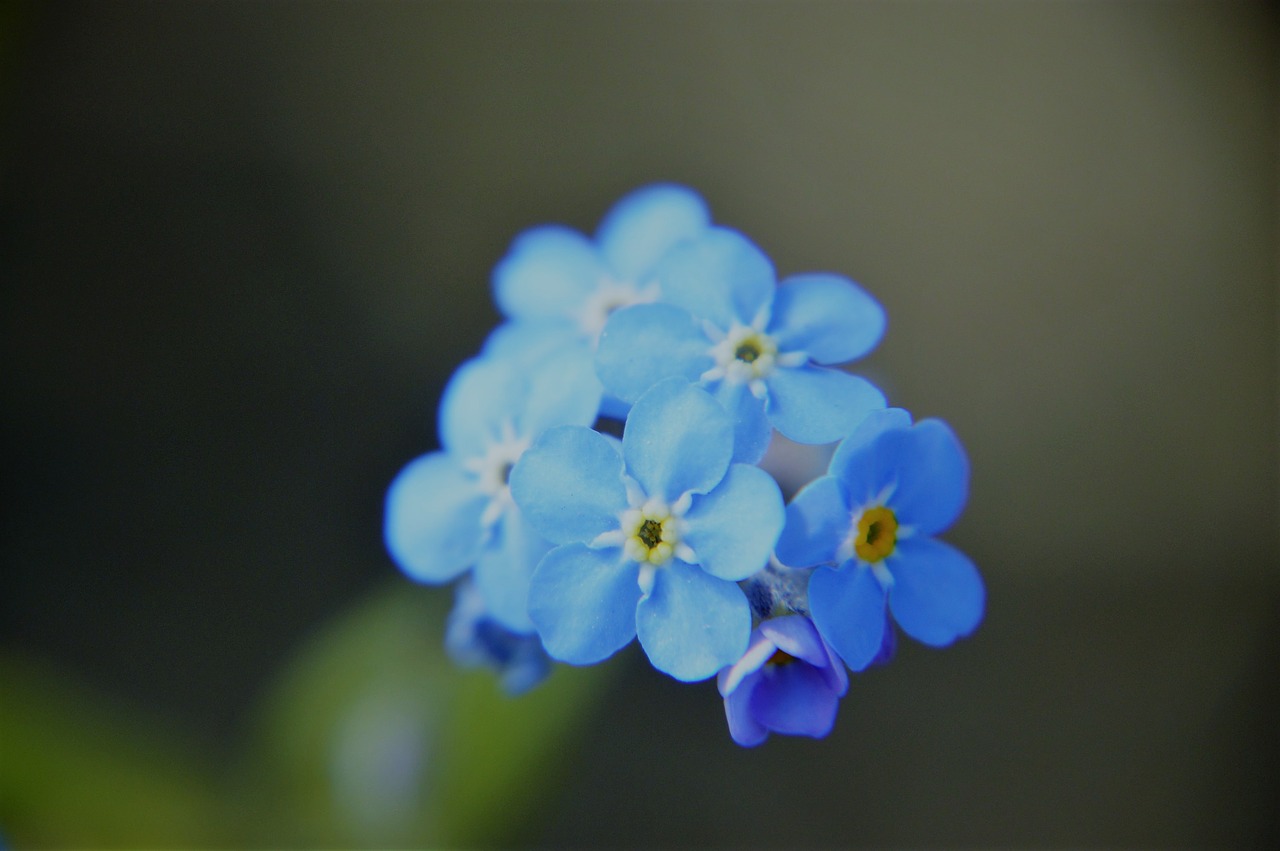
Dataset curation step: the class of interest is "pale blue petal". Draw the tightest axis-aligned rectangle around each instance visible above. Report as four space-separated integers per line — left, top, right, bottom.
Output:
681 464 784 581
517 344 603 436
776 475 852 568
722 674 769 747
384 452 487 584
482 319 579 362
636 561 750 681
596 184 711 281
881 419 971 535
765 365 886 445
653 227 775 329
758 615 828 667
528 543 640 665
623 378 733 502
473 507 552 633
888 537 985 646
718 632 776 696
492 225 606 322
808 564 888 671
769 273 886 365
750 663 840 738
438 356 526 460
710 379 772 465
509 425 627 544
595 303 712 404
828 407 913 500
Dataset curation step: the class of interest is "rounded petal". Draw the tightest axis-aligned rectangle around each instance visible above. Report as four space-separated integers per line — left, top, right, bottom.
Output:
636 561 750 681
384 453 487 583
596 184 711 281
750 663 840 738
718 631 776 696
828 407 913 501
482 318 578 362
517 344 603 436
776 475 852 569
758 615 829 667
473 507 552 633
883 419 971 535
888 537 985 647
808 564 889 671
595 303 712 404
492 225 606 322
510 425 627 545
681 464 784 581
764 365 886 445
722 675 769 747
710 379 772 465
654 227 775 329
769 273 886 364
438 356 525 460
623 378 734 502
528 543 640 665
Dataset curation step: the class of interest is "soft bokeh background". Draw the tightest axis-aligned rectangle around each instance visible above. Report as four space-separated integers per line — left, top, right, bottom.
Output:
2 0 1276 847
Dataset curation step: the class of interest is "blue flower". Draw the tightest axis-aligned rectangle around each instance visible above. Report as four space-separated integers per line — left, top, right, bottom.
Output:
445 578 552 695
776 409 985 671
490 183 711 351
383 349 601 632
595 227 887 463
717 614 848 747
509 378 785 681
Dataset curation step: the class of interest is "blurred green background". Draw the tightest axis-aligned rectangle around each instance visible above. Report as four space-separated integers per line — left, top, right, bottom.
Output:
1 0 1276 847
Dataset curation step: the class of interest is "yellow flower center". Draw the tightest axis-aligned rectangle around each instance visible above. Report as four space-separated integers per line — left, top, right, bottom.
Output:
854 506 898 563
622 506 680 566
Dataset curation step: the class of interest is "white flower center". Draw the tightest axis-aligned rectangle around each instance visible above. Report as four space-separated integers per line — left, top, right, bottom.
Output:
462 419 531 528
590 485 697 596
700 317 807 398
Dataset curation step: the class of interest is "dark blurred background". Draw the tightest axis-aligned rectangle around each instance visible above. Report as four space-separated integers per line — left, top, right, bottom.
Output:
1 0 1277 847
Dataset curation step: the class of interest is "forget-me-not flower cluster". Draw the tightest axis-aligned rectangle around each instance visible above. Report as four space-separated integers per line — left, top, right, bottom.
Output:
385 184 985 743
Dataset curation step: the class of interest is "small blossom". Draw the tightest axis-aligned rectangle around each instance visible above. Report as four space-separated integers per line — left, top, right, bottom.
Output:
596 227 887 463
717 615 848 747
445 578 552 695
510 378 785 681
776 409 985 671
383 349 601 632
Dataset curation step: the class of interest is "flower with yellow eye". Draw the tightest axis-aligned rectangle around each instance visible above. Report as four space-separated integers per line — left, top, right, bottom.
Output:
775 409 985 671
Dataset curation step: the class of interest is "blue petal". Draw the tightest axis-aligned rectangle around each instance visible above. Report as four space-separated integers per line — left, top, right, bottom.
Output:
882 419 970 535
764 365 886 445
596 184 711 281
718 631 776 696
681 464 784 581
482 319 579 362
887 537 985 646
510 425 628 544
808 564 888 671
473 507 551 633
776 475 852 568
595 303 711 403
722 674 769 747
769 273 886 365
709 379 772 465
492 225 606 322
384 452 487 583
750 662 840 738
528 543 640 665
636 561 750 681
438 356 525 460
828 407 913 500
654 227 776 329
623 378 734 503
516 344 603 436
759 615 829 667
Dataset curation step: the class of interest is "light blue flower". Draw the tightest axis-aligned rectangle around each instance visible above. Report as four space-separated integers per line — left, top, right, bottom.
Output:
776 408 985 671
383 349 601 633
509 378 785 681
595 227 888 464
717 614 848 747
445 578 552 695
490 183 711 350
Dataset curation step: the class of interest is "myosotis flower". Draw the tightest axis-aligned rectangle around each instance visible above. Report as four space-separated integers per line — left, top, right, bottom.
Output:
510 378 785 681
